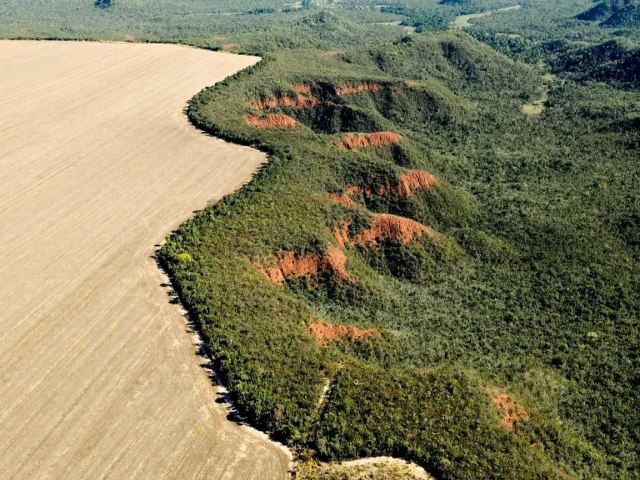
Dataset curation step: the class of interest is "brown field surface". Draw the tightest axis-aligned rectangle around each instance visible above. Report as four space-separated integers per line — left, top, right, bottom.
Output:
0 41 290 479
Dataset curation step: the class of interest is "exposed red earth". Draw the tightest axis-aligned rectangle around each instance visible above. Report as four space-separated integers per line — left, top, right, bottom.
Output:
254 247 349 285
251 95 318 111
337 132 402 150
307 318 381 346
489 390 530 431
328 192 356 207
335 214 434 248
245 113 298 129
396 170 438 197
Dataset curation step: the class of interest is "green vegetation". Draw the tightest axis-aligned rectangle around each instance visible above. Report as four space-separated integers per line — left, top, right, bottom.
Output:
4 1 639 478
161 29 638 479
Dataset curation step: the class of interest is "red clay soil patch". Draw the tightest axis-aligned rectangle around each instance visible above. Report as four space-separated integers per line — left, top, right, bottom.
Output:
343 170 437 201
325 246 349 281
307 318 380 346
337 132 402 150
255 247 349 285
354 213 434 246
329 193 356 207
345 185 361 196
345 184 374 198
221 43 240 51
396 170 438 197
335 82 382 96
335 221 351 249
251 95 317 111
489 390 530 431
335 214 434 248
245 114 297 130
325 51 344 57
254 261 287 286
291 83 312 95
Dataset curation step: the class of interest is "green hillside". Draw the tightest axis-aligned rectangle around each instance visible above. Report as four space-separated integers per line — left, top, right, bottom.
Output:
577 1 613 21
160 30 639 479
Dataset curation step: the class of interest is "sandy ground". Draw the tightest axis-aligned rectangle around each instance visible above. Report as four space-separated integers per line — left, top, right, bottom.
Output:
0 41 290 479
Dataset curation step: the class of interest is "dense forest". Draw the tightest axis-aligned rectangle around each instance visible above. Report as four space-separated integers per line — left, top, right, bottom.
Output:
3 1 638 479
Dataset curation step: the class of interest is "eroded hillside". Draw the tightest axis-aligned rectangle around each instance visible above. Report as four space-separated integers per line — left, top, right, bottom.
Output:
161 32 640 479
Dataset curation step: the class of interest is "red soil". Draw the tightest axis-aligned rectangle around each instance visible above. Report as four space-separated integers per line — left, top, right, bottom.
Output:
291 83 312 95
325 246 349 281
307 318 380 346
354 213 434 246
244 114 297 130
251 95 317 111
325 51 344 57
396 170 438 197
335 214 433 248
345 185 361 196
345 170 436 201
329 193 356 207
254 262 287 286
335 82 382 96
221 43 240 50
334 221 350 249
489 390 530 431
255 247 349 285
337 132 402 150
278 250 320 279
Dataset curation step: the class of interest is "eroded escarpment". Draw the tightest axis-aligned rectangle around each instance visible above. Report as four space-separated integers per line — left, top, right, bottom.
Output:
244 78 464 138
245 113 298 129
254 247 349 285
334 213 434 248
165 37 584 479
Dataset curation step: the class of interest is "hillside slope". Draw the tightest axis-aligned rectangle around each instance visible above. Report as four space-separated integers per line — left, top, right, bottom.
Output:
161 31 640 479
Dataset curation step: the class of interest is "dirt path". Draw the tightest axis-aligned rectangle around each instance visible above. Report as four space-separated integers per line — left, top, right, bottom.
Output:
0 40 290 480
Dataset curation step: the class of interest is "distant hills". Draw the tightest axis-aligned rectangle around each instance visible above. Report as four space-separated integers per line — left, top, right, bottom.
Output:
576 1 613 21
552 38 640 86
602 2 640 26
577 0 640 27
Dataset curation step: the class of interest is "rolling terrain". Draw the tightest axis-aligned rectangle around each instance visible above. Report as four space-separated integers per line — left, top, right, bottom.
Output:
0 41 289 480
1 0 638 478
163 31 639 479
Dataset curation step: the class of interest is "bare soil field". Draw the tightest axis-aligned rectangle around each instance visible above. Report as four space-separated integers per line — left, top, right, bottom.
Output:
0 41 290 480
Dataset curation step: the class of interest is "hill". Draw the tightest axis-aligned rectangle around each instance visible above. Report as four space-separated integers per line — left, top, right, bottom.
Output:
576 1 613 21
550 39 640 87
576 0 640 27
601 2 640 26
161 29 640 479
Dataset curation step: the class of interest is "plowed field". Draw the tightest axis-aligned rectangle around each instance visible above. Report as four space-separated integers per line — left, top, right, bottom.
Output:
0 41 289 480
